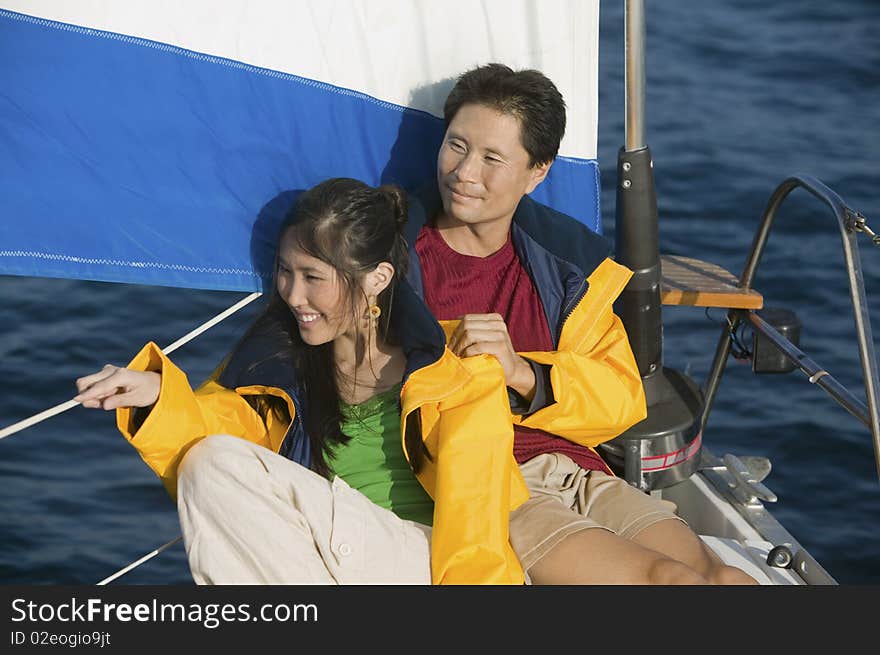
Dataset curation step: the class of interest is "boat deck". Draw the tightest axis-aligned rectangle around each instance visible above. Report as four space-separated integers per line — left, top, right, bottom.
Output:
702 536 802 584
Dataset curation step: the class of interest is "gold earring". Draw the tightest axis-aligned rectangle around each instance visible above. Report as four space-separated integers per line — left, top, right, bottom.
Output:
369 305 381 319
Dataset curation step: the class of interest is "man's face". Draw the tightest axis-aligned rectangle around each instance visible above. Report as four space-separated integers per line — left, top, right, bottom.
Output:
436 103 550 228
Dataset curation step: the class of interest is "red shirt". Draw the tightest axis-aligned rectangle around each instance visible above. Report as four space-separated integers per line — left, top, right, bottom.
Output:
416 224 610 473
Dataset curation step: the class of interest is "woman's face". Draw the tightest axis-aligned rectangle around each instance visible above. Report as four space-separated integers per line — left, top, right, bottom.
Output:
275 230 361 346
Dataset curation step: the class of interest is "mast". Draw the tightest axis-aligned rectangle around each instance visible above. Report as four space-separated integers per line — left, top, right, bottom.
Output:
607 0 705 491
616 0 660 377
625 0 646 152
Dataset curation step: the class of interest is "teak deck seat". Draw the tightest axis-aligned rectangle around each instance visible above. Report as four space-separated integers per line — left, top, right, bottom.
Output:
659 255 763 310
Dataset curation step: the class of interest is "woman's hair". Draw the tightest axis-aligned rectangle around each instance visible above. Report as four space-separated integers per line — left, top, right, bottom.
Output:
243 177 410 477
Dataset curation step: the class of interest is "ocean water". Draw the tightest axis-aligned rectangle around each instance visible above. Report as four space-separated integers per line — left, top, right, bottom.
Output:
1 1 878 585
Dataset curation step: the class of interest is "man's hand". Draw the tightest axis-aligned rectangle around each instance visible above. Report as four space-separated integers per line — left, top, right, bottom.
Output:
447 313 536 400
74 365 161 410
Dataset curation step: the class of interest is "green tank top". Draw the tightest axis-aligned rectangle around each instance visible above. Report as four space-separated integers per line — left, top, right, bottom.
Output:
330 382 434 526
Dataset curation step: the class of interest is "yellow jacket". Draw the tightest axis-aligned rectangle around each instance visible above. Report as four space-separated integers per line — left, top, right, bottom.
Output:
116 218 644 586
432 258 646 464
512 257 647 448
406 191 647 465
116 281 529 585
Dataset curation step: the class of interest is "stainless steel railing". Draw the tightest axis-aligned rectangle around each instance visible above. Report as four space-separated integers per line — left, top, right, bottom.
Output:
700 174 880 480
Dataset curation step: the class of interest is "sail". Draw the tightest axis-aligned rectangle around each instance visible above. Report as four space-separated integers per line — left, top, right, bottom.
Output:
0 1 600 292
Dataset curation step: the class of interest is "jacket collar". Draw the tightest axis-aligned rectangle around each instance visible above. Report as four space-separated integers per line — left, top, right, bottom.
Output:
407 183 610 276
406 182 612 345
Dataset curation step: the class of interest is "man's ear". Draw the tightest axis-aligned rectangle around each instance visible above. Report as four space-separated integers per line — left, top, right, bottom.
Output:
525 159 553 194
366 261 395 296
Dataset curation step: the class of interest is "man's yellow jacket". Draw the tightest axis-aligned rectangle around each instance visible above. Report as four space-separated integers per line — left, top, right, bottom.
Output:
406 190 648 466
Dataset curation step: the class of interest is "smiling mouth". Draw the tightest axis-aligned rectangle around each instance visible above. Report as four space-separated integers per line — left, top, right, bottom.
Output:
449 186 478 201
294 312 322 325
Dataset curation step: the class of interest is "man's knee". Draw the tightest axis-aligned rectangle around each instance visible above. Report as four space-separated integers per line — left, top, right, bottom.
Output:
647 558 709 585
709 564 760 585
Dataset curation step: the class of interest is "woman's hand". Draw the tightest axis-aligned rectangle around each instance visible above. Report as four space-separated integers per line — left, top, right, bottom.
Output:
74 365 161 410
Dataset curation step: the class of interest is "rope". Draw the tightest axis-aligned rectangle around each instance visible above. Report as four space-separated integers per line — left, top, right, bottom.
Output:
1 290 261 583
0 291 262 441
161 292 262 355
97 536 183 585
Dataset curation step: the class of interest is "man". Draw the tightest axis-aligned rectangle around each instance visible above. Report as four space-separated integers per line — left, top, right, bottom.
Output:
406 63 756 584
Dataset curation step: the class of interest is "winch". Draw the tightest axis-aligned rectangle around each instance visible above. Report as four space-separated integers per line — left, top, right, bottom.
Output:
599 367 704 491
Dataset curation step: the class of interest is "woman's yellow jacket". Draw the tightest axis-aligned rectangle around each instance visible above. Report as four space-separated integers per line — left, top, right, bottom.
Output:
115 281 529 585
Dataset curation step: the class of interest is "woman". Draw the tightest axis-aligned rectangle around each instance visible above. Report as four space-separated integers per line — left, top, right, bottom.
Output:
74 178 527 584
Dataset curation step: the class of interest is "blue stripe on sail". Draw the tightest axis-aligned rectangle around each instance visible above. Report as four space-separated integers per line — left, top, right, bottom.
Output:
0 10 601 292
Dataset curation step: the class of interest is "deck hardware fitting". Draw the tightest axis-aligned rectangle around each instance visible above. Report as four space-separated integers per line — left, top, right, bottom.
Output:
766 544 794 568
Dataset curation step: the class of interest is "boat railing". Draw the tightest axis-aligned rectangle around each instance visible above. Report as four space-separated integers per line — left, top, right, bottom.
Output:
700 174 880 480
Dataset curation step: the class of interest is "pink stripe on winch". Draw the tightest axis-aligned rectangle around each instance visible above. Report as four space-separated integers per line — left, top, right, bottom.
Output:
641 432 702 472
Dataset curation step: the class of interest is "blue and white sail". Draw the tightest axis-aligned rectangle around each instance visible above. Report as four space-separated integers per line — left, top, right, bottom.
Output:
0 0 600 292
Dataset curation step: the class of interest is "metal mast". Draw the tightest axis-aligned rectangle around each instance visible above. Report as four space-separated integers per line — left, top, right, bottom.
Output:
605 0 706 490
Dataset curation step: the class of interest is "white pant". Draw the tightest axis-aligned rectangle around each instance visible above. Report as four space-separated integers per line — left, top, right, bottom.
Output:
176 434 432 584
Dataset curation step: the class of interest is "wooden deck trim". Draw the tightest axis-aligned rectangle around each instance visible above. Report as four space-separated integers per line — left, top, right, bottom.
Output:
660 254 763 309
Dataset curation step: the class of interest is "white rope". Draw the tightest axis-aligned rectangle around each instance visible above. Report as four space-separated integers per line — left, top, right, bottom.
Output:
0 399 82 441
161 291 262 355
97 536 183 585
0 291 262 441
91 291 262 583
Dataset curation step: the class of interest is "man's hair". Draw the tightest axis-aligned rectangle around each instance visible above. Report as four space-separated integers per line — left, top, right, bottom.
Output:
443 63 566 167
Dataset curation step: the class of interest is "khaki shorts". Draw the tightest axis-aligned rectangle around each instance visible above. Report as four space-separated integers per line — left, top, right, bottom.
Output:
509 453 685 572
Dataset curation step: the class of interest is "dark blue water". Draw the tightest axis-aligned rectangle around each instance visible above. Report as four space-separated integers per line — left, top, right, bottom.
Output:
1 1 878 585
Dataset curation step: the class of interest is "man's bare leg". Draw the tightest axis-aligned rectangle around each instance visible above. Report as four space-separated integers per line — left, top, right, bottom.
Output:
630 518 759 585
527 527 710 585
